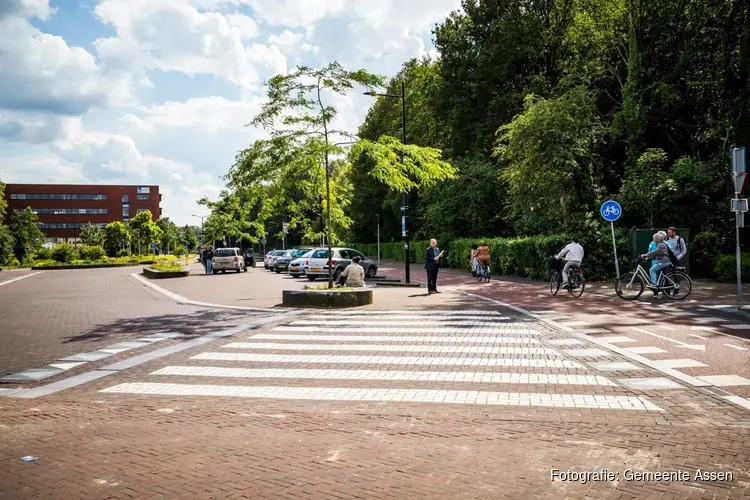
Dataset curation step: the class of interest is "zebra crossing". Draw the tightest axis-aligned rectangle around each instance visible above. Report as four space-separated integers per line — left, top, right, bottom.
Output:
101 309 664 412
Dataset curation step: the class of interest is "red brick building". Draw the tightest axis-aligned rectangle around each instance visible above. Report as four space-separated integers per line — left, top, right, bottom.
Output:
4 184 161 242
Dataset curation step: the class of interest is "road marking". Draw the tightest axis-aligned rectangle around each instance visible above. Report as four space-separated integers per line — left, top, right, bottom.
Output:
223 343 560 356
292 319 512 325
653 359 707 369
724 344 748 351
616 377 683 390
252 334 538 344
723 396 750 410
101 383 662 411
696 375 750 387
272 326 538 334
655 325 676 331
630 327 705 351
561 321 589 327
596 336 635 344
624 346 668 355
725 324 750 330
151 366 617 386
688 333 710 340
563 348 612 358
191 352 585 368
0 271 41 287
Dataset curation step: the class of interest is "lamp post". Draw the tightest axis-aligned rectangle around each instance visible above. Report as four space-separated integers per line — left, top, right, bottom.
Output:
192 214 207 247
364 80 410 283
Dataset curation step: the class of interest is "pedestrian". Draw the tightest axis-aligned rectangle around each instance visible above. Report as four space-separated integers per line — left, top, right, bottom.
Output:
205 246 214 275
647 231 667 269
666 227 687 266
424 239 444 294
339 256 365 288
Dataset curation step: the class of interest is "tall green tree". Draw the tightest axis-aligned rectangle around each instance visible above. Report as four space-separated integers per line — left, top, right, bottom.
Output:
128 211 162 254
104 221 131 256
181 225 198 251
0 180 15 265
11 207 44 262
156 217 180 253
79 223 104 247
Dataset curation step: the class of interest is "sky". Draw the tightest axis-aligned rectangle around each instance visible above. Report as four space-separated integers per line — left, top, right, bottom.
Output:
0 0 461 225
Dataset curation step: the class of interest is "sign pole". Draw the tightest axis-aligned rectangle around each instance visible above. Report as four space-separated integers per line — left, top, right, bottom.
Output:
731 147 747 306
610 221 620 279
736 209 742 303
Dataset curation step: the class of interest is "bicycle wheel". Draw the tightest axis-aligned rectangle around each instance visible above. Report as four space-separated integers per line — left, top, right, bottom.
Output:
615 272 644 300
485 269 491 283
549 271 561 296
663 271 692 300
569 273 585 298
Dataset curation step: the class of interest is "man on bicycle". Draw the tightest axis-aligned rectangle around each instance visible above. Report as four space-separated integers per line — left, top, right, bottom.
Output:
555 241 584 288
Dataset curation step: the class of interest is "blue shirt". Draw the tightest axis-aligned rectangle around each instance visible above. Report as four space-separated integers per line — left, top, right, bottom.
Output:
648 242 657 267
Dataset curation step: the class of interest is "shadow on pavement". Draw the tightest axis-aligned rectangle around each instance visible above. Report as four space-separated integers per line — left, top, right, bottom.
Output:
63 308 253 343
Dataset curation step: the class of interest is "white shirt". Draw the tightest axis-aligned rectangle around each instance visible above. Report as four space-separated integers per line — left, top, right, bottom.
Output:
557 243 584 262
666 236 686 260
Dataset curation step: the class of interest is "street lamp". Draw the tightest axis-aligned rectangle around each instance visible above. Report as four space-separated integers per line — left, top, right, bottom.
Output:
192 214 207 247
364 80 410 283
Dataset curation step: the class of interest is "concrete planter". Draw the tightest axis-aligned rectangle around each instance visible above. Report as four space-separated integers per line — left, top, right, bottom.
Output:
283 289 373 308
142 268 190 279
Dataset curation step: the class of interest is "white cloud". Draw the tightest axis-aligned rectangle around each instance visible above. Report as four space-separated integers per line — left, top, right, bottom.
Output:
94 0 286 88
267 30 318 55
0 0 54 21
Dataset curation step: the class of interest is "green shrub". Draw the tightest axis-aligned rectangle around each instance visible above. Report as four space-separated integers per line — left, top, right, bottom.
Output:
116 248 130 257
150 262 184 272
713 254 750 283
51 243 76 263
78 245 106 261
173 245 187 257
691 232 723 278
33 247 52 260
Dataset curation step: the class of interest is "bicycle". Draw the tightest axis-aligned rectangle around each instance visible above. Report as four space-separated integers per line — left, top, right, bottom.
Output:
549 258 585 298
476 262 491 283
615 258 692 300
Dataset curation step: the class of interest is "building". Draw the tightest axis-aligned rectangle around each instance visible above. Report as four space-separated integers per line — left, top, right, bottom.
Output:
4 184 162 243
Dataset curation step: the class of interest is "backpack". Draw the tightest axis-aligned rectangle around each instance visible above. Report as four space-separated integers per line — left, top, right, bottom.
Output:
666 244 679 266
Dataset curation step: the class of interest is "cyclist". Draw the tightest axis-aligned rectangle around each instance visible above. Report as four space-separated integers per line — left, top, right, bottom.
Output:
475 241 491 276
639 232 670 297
555 241 584 288
470 244 479 277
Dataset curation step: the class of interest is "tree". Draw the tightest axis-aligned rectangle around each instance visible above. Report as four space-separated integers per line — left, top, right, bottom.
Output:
128 211 162 254
494 88 602 231
104 222 131 256
156 217 180 253
11 207 44 262
79 223 104 247
181 225 198 251
0 180 15 265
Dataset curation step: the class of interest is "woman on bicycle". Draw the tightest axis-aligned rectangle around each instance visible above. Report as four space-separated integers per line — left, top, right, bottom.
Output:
640 232 670 297
475 241 491 275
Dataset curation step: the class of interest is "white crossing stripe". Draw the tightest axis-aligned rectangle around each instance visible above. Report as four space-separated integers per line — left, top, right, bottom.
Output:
151 366 617 386
101 383 661 411
273 326 538 334
292 319 511 326
724 344 748 351
725 324 750 330
564 348 612 358
624 346 668 355
191 352 585 368
654 359 708 369
222 343 561 356
252 334 539 344
311 310 506 316
596 336 635 344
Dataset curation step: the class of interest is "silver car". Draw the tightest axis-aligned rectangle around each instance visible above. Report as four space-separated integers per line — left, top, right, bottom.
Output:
274 248 312 275
288 250 314 278
303 247 378 282
264 250 285 271
212 248 246 273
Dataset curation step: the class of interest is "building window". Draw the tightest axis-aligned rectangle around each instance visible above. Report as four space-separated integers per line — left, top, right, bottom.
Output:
136 208 148 214
38 223 107 229
123 218 130 224
136 194 150 201
122 205 130 217
26 208 108 215
10 193 108 200
122 194 129 203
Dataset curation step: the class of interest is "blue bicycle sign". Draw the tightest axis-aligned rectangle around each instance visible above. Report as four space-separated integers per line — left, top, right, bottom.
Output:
600 200 622 222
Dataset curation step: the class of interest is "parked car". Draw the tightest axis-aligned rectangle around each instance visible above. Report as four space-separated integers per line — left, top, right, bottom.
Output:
264 250 286 271
289 250 314 278
243 249 255 268
212 248 246 273
274 248 313 274
303 247 378 281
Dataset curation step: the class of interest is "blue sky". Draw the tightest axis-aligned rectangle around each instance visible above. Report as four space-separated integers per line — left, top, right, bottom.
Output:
0 0 460 224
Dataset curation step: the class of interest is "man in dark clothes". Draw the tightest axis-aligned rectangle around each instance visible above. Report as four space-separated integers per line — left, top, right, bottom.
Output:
424 239 444 294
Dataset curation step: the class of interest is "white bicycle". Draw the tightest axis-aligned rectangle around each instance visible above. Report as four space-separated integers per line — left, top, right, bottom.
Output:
615 258 692 300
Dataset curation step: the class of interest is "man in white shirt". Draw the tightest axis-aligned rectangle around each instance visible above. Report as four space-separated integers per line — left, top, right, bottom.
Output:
340 256 366 288
666 227 687 265
556 242 584 287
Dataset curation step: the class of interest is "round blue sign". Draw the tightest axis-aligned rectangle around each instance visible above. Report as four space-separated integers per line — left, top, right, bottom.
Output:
600 200 622 222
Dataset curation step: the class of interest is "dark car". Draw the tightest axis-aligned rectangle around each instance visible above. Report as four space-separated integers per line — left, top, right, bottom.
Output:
274 248 312 274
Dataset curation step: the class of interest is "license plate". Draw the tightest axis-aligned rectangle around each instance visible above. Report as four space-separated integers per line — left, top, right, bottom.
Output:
311 267 321 272
290 266 298 271
278 264 287 269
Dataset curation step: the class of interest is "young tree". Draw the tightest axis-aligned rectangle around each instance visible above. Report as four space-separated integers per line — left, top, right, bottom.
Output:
79 222 104 247
104 221 131 256
156 217 180 253
227 62 385 287
11 207 44 262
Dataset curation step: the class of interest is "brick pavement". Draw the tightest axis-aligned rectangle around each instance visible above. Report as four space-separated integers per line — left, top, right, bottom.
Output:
2 301 749 498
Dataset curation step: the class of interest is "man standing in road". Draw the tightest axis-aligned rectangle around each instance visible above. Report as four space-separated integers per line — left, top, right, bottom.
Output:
666 227 687 266
425 239 444 295
204 246 214 275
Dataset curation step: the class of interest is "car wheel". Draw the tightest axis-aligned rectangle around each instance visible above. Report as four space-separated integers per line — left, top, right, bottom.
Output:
236 269 241 273
333 267 343 282
366 266 377 278
276 269 281 274
290 274 300 278
264 265 268 270
307 276 317 281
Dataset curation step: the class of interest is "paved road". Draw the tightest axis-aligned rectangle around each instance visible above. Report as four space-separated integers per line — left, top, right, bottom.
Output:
2 301 749 499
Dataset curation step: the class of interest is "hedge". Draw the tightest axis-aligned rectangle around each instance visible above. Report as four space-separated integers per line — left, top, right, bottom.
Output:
713 253 750 283
351 229 632 282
